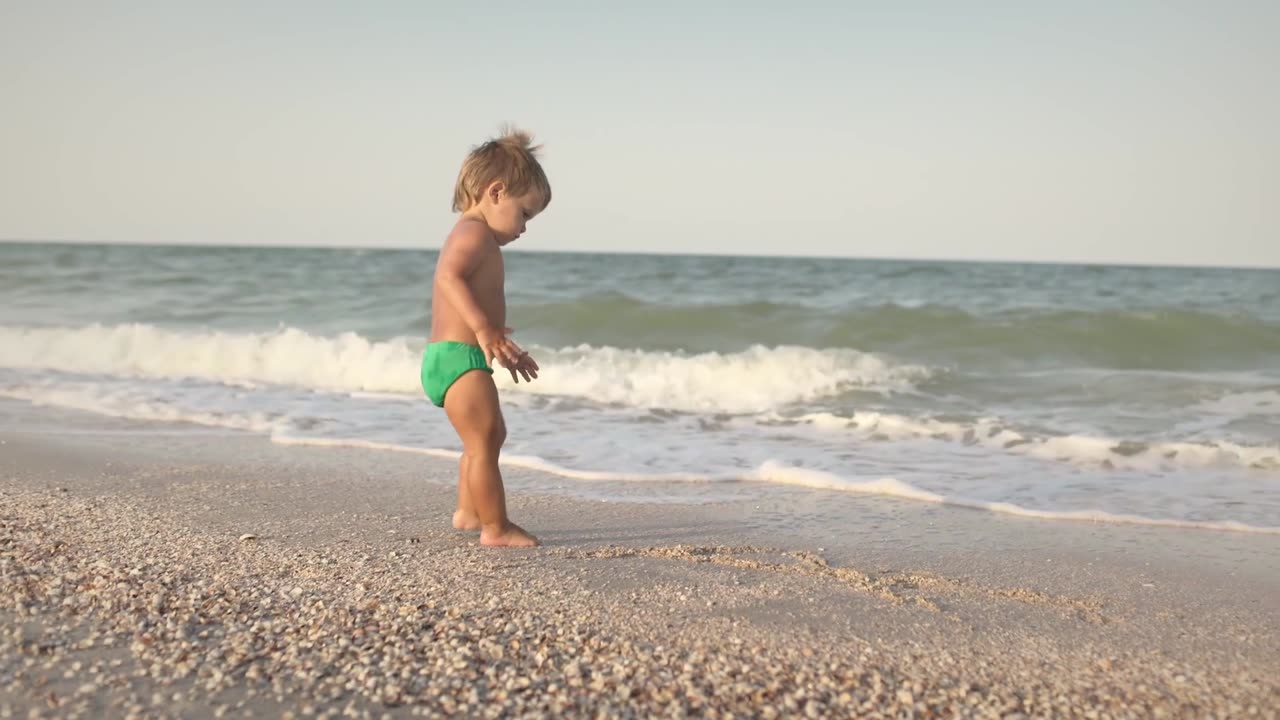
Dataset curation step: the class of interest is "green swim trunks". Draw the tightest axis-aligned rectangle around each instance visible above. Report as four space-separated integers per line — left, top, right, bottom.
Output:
420 341 493 407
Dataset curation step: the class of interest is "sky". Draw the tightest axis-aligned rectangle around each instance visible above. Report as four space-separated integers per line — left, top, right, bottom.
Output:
2 1 1277 267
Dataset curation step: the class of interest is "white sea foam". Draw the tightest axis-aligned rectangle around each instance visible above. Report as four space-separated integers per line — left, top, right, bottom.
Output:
273 436 1280 535
0 384 281 434
776 411 1280 472
4 381 1275 535
498 343 929 413
0 324 927 413
271 435 728 482
748 461 1280 535
1192 390 1280 417
0 323 424 394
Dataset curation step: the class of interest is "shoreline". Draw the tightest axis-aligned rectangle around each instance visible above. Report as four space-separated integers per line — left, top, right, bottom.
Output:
2 403 1278 717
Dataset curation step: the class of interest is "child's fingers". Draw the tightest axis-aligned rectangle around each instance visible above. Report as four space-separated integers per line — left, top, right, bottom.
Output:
489 339 516 367
520 360 537 382
505 341 530 368
485 343 513 370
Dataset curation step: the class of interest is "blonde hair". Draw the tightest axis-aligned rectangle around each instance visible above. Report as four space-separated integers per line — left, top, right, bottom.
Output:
451 126 552 213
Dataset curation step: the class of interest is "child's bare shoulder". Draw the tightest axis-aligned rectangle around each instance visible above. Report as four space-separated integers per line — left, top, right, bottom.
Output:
447 216 493 243
439 218 495 261
436 219 501 282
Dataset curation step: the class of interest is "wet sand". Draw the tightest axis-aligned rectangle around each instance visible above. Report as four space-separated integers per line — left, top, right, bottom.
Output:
1 406 1278 718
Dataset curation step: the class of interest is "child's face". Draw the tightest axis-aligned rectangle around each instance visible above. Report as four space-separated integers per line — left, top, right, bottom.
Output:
487 184 544 245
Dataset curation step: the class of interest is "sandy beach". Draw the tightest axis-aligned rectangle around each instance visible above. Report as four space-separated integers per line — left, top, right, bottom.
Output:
2 402 1277 718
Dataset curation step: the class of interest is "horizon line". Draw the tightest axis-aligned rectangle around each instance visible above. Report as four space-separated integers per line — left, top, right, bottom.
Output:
1 236 1277 272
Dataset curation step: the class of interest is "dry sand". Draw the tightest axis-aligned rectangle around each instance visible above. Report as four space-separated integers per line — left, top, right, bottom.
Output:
2 404 1278 718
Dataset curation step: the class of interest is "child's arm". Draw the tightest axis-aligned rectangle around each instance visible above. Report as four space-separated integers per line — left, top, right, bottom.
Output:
434 223 528 375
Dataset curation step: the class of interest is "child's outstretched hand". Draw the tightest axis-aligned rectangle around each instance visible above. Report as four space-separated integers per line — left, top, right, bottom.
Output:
512 351 539 384
477 326 539 383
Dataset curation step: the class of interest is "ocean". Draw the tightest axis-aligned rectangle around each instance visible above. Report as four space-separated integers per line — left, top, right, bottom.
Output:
2 242 1277 533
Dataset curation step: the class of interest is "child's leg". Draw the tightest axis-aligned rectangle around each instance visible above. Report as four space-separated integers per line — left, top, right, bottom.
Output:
443 370 538 547
452 455 481 530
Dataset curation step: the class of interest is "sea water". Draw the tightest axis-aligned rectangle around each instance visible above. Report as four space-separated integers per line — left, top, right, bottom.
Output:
2 242 1277 533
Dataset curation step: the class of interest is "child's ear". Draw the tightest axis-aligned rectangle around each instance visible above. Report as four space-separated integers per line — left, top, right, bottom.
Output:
487 181 506 202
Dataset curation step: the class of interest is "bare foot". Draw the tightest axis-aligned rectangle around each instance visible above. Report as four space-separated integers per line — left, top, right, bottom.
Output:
480 522 539 548
452 510 481 531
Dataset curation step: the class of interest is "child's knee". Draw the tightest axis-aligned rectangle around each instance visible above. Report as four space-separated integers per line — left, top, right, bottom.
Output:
464 414 505 452
487 417 507 448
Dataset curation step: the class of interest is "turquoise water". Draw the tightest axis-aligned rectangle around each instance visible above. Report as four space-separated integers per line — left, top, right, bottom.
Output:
2 242 1278 532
